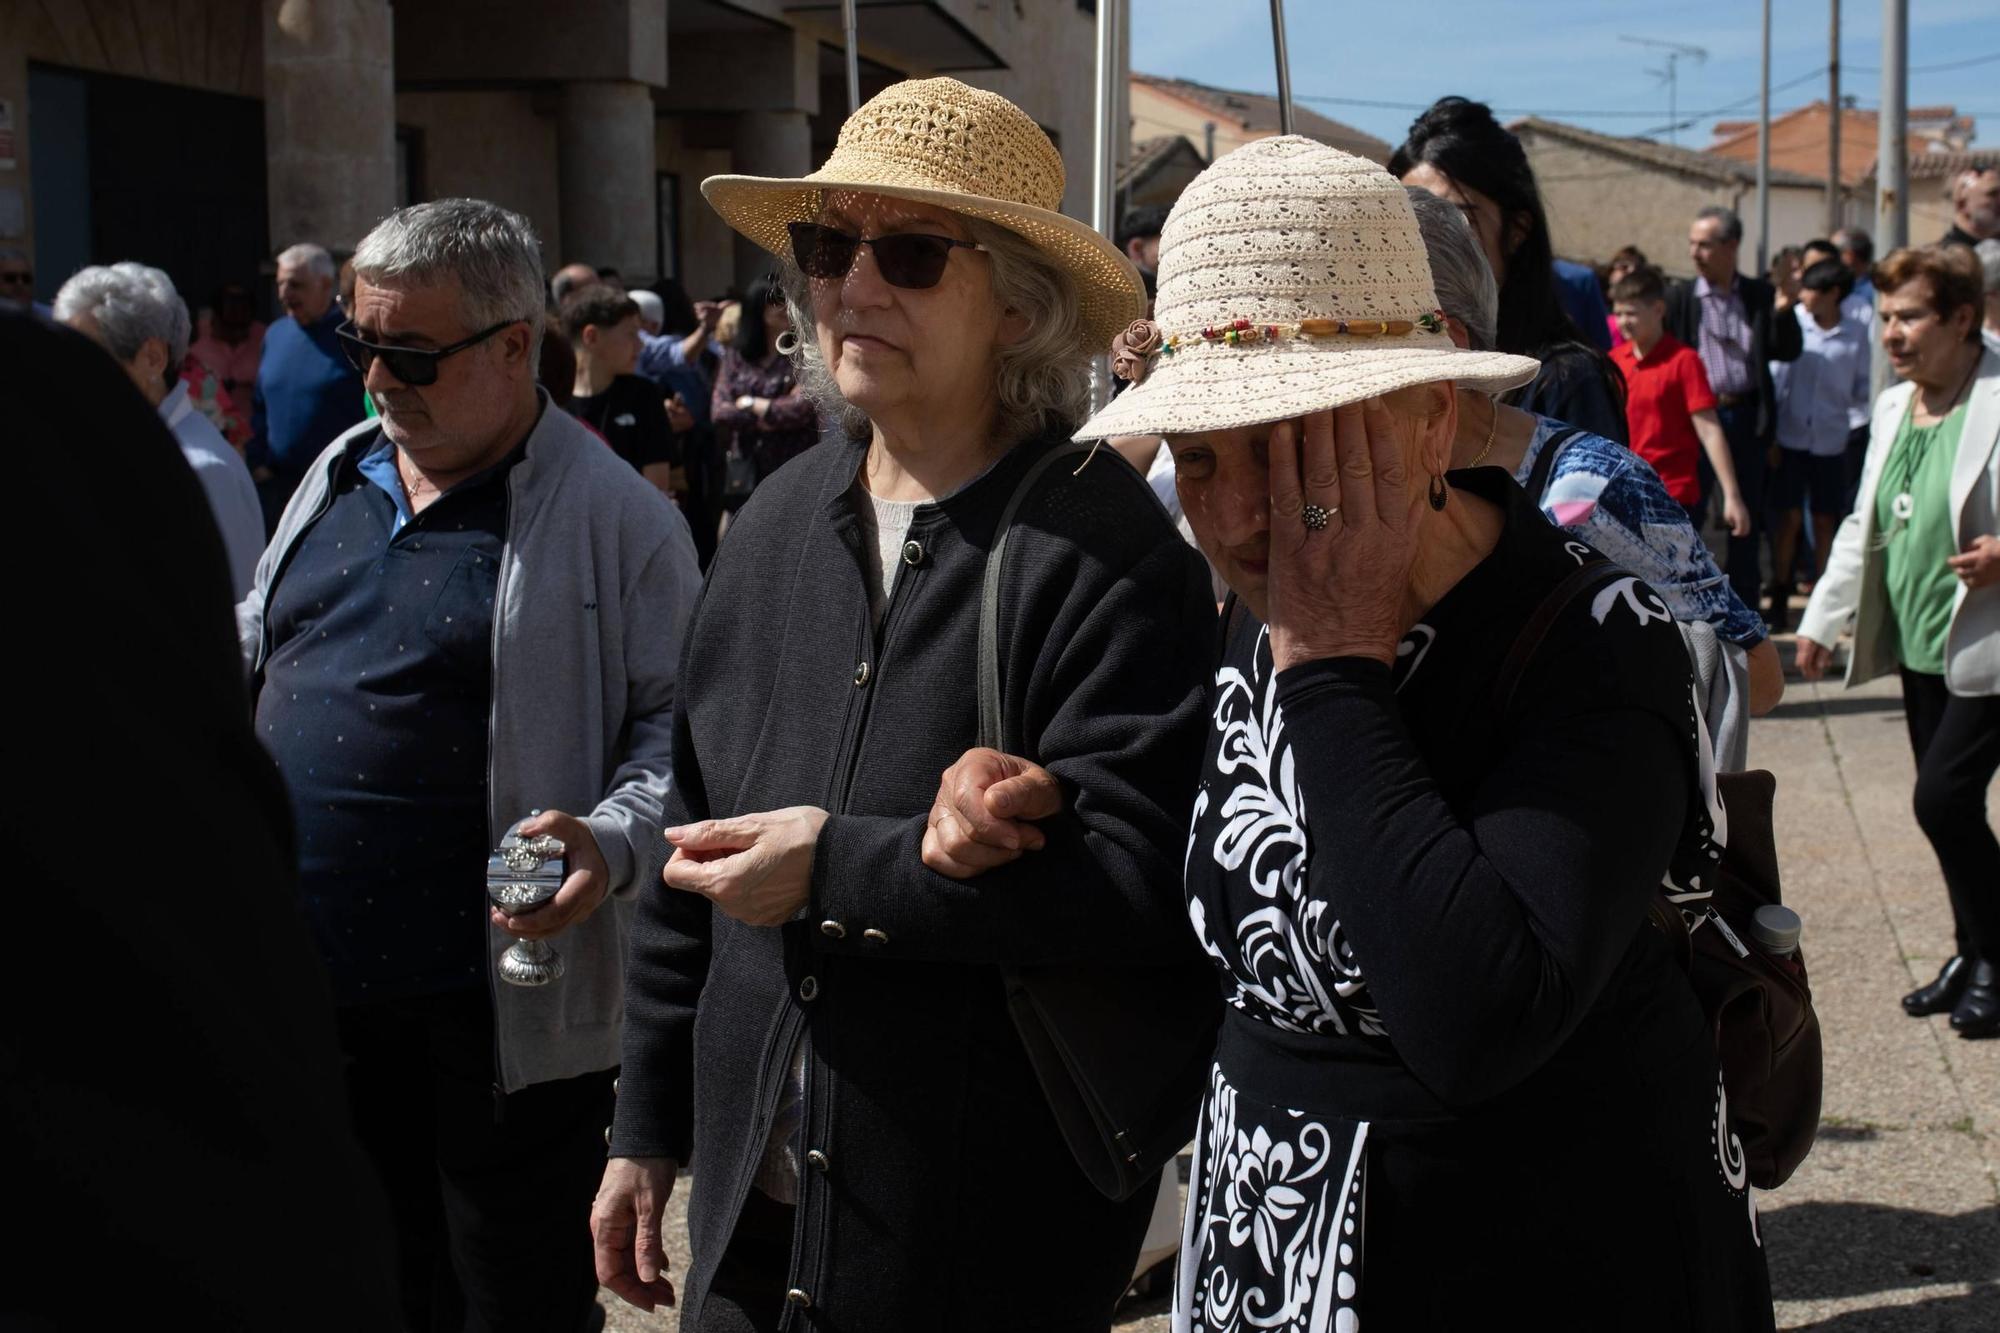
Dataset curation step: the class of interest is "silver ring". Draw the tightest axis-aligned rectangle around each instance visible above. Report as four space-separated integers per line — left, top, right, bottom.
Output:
1301 503 1335 531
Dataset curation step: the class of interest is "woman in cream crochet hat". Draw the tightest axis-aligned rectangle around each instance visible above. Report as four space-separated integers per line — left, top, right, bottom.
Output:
597 76 1218 1332
932 136 1776 1331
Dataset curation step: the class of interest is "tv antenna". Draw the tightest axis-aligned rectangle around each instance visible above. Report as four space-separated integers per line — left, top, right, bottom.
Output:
1621 35 1709 144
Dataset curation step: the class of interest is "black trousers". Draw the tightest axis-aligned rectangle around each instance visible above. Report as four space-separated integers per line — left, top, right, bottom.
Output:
1900 669 2000 960
1716 401 1768 610
336 987 615 1333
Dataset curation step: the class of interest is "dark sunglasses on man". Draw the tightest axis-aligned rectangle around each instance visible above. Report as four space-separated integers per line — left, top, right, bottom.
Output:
787 222 986 290
336 318 521 387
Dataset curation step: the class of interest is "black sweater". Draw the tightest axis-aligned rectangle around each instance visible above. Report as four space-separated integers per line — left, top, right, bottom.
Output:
613 428 1216 1331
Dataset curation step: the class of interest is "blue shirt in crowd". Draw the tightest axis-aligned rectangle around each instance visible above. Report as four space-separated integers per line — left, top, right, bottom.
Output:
255 434 516 1003
250 305 366 476
1771 306 1872 457
1553 258 1613 353
637 330 714 428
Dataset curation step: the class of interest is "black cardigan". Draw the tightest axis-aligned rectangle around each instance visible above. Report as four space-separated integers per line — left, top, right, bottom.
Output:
613 428 1217 1331
1664 271 1805 444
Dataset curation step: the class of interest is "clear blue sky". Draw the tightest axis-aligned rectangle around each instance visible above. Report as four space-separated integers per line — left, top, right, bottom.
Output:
1130 0 2000 151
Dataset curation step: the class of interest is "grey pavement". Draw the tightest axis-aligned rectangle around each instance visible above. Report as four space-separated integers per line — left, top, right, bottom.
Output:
603 640 1998 1333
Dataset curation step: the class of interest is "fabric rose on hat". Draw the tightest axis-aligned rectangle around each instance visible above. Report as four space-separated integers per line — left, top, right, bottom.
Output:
1111 319 1163 384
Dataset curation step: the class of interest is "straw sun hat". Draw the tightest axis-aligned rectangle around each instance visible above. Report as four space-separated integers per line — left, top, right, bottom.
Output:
702 77 1146 353
1075 135 1540 440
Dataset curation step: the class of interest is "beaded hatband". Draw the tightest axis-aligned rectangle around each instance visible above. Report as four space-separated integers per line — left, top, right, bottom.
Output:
1166 311 1446 353
1110 311 1449 385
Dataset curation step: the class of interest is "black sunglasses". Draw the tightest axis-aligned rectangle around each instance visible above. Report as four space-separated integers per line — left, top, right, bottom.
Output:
336 318 521 386
787 222 986 290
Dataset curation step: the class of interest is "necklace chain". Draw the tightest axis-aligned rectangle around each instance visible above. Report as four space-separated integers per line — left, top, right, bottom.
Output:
1469 396 1500 466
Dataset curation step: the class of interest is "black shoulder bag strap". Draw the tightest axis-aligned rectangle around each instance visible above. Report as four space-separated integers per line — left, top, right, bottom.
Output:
1523 424 1586 507
1490 554 1615 721
978 440 1092 752
975 437 1220 1203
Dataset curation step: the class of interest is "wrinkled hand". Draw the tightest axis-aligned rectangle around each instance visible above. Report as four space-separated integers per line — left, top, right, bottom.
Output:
592 1156 679 1312
1795 636 1835 681
1947 534 2000 589
921 747 1065 880
1267 401 1424 672
490 810 610 940
665 395 695 433
1722 492 1752 538
662 807 829 926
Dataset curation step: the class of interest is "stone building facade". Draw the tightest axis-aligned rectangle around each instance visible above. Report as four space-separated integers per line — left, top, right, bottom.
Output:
1513 116 1868 279
1 0 1109 311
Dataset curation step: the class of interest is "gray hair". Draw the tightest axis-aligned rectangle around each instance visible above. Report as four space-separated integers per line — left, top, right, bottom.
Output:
352 198 547 355
276 243 335 280
52 261 191 371
1406 186 1498 352
783 214 1091 445
1976 239 2000 296
1695 205 1744 243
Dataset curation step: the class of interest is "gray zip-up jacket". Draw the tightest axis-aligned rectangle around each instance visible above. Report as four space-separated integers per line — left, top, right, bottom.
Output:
238 394 702 1090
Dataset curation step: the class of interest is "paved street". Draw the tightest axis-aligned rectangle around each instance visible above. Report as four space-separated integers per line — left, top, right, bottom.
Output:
604 636 1998 1333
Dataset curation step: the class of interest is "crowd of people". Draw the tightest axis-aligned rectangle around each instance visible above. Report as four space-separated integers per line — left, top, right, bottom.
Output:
7 72 1998 1333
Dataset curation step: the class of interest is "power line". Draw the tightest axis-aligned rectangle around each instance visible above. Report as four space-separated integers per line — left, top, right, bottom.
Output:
1292 66 1832 123
1285 51 1997 126
1847 51 1999 74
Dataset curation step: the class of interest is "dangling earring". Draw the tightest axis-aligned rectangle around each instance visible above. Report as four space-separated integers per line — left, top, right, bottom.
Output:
1427 472 1449 511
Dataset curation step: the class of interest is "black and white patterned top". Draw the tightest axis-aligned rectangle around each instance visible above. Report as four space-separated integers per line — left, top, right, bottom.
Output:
1176 468 1773 1333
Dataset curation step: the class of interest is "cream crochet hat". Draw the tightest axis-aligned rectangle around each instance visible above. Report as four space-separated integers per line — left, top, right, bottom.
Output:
702 77 1146 353
1076 135 1540 440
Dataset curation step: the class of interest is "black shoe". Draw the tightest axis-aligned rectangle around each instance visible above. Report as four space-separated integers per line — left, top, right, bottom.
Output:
1902 956 1971 1016
1950 961 1999 1039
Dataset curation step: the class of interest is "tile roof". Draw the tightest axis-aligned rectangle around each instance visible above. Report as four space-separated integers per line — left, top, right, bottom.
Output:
1130 73 1392 160
1511 116 1829 189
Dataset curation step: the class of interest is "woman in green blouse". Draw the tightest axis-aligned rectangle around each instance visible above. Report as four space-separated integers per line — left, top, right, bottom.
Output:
1799 244 2000 1039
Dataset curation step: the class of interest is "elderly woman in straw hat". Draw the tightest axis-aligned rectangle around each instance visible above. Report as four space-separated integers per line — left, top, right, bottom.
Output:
930 137 1776 1331
594 78 1217 1331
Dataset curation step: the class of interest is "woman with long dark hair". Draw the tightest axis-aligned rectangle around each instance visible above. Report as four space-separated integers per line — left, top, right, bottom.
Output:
1392 96 1628 443
710 274 818 483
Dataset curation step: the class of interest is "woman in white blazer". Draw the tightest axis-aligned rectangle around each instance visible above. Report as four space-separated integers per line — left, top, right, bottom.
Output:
1798 245 2000 1039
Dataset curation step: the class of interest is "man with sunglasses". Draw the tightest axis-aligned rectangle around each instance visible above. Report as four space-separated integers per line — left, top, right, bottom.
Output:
248 242 366 532
237 197 702 1333
0 248 50 318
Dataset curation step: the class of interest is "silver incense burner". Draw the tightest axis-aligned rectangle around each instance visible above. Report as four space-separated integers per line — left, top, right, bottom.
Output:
486 813 568 987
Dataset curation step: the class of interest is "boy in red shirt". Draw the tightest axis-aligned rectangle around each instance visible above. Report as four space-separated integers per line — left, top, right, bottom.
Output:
1609 265 1751 537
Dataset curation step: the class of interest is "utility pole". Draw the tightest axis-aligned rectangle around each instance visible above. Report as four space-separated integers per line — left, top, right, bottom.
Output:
1757 0 1772 274
841 0 860 114
1876 0 1907 253
1091 0 1125 409
1270 0 1296 135
1874 0 1907 393
1620 35 1708 144
1827 0 1842 232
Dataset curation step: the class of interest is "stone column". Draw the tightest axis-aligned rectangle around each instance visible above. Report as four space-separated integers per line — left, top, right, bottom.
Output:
729 111 812 291
262 0 397 251
557 81 658 281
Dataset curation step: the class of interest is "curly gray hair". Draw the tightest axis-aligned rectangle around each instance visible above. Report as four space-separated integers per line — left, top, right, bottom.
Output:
53 261 192 374
783 215 1091 445
352 198 547 356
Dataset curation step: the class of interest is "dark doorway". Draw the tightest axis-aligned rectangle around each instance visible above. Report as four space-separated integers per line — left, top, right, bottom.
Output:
30 63 270 322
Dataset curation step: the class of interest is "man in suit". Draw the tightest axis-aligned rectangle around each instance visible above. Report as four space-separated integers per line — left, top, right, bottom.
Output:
1666 204 1805 613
